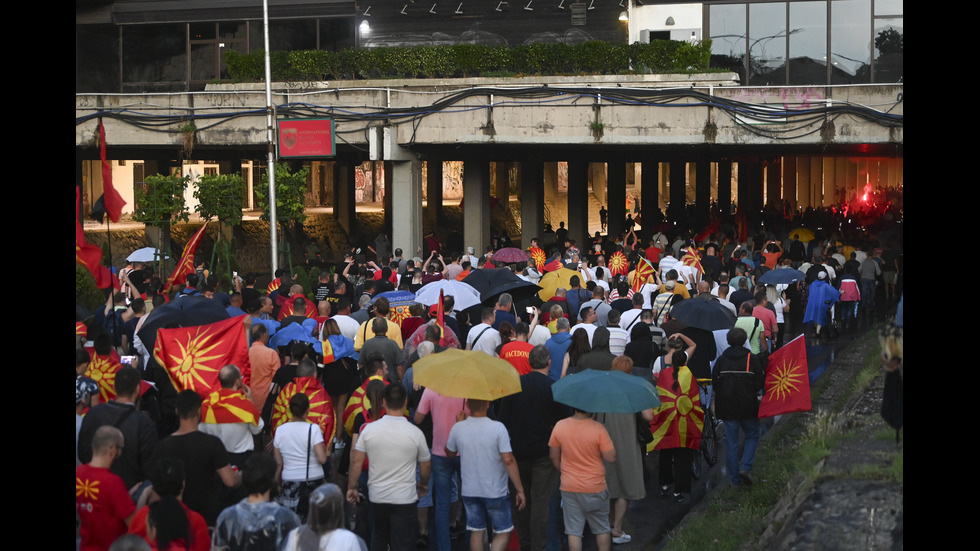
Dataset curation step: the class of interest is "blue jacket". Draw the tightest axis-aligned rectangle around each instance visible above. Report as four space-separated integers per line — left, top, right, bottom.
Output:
545 331 573 380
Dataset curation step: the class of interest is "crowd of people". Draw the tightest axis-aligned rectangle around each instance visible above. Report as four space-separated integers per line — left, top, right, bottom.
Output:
76 207 902 551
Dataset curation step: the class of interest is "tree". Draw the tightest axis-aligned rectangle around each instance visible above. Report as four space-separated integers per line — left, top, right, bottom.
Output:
133 173 191 272
195 173 246 279
257 162 309 225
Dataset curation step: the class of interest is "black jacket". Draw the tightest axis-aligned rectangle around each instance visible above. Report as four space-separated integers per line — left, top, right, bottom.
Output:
711 346 764 420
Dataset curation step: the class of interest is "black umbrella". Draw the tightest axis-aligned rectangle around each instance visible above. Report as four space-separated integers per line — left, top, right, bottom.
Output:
668 297 736 332
464 268 542 305
137 296 230 353
758 268 807 285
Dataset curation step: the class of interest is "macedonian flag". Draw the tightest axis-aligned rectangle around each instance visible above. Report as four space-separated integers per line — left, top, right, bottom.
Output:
759 334 811 418
271 376 335 441
680 246 704 277
202 388 260 425
529 247 547 272
266 277 282 295
163 223 209 294
629 257 655 293
648 365 704 452
154 315 251 395
85 350 122 402
276 295 317 321
607 251 629 277
342 375 388 434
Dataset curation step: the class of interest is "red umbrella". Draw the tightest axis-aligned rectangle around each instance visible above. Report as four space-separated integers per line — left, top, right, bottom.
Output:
494 247 530 264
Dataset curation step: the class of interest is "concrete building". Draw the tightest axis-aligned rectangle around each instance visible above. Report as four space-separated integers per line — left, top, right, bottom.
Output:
76 0 903 263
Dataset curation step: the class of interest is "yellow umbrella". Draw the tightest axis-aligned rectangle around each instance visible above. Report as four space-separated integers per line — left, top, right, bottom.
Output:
537 267 581 301
789 227 815 243
413 349 522 400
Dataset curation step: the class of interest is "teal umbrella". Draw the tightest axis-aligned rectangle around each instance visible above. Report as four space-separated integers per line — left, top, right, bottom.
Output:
551 369 661 413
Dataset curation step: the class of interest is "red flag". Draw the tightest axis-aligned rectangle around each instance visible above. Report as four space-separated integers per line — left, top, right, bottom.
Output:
266 277 282 295
695 215 720 243
276 295 317 321
342 375 388 433
734 208 748 244
76 187 116 289
85 351 122 403
528 247 547 272
680 246 704 278
758 335 811 418
649 365 703 452
271 376 335 441
607 251 629 277
629 258 655 293
154 315 251 395
98 119 126 223
163 224 208 294
202 388 260 425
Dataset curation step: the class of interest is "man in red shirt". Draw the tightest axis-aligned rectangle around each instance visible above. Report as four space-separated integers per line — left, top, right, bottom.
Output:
500 322 536 375
751 290 778 350
76 426 135 551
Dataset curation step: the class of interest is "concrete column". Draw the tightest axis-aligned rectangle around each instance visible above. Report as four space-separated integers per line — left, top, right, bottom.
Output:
520 161 544 248
607 162 626 238
668 160 686 227
390 159 423 259
796 157 811 210
543 162 562 233
567 161 589 248
641 161 660 224
717 160 732 215
766 159 781 207
822 157 836 207
811 157 825 207
463 161 491 255
492 162 509 204
782 156 797 212
333 162 357 236
695 160 711 229
425 160 443 231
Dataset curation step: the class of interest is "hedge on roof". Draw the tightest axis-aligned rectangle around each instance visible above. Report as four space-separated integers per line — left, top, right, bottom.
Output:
224 40 711 82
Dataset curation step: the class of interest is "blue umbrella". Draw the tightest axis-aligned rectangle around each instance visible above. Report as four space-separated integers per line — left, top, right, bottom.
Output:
758 268 807 285
372 290 417 309
551 369 661 413
269 319 320 350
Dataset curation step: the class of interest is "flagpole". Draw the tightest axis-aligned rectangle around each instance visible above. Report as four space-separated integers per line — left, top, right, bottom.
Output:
262 0 279 278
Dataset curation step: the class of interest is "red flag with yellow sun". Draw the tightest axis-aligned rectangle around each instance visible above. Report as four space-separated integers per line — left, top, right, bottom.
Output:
607 251 629 277
343 375 388 433
647 365 704 452
629 257 655 293
154 315 251 394
85 350 122 402
163 223 208 294
202 388 260 425
759 335 811 418
529 247 547 272
271 376 335 440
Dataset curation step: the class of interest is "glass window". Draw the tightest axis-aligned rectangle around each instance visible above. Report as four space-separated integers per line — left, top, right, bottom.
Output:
873 17 902 82
748 1 787 85
122 24 186 91
830 0 871 83
874 0 902 16
709 3 747 84
788 1 828 85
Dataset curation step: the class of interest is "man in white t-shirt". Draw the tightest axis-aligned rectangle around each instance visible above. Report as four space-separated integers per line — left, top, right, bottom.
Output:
467 307 502 356
348 384 431 551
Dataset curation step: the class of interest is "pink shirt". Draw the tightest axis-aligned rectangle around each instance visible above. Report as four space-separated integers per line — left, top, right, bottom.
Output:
417 389 470 457
752 306 778 338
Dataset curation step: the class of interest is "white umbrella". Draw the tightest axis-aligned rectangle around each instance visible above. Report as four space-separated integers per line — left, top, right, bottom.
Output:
414 280 482 311
127 247 169 262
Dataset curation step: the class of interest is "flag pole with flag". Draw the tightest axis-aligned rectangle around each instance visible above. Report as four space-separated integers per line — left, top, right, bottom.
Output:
758 334 811 418
436 289 446 345
76 187 117 289
163 223 209 294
